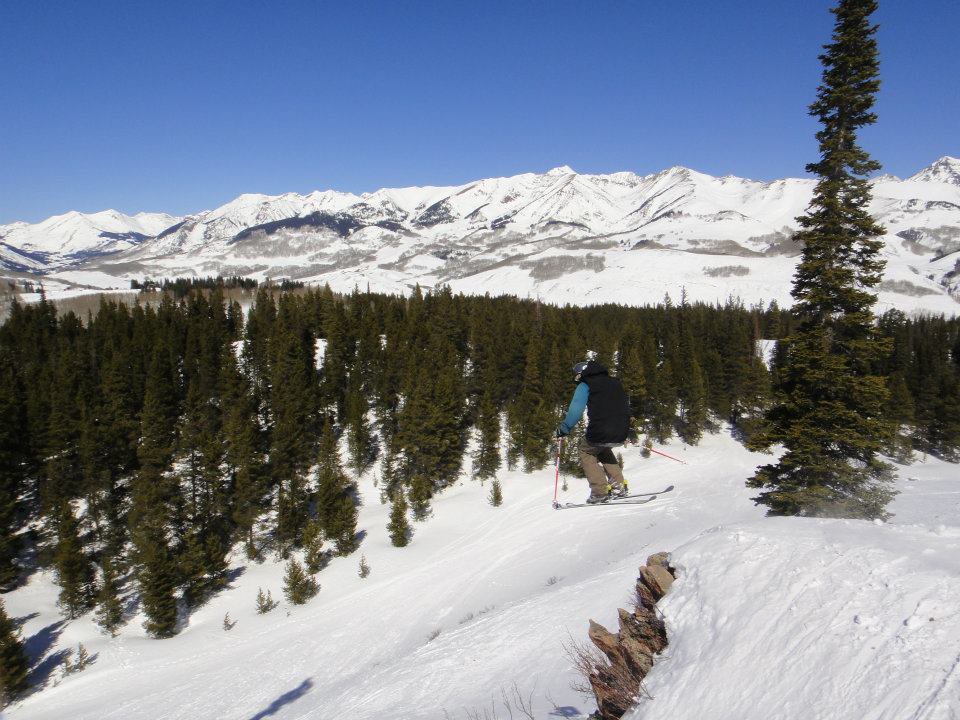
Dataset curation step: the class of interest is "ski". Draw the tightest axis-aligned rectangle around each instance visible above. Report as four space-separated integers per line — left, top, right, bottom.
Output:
617 484 674 500
553 494 661 510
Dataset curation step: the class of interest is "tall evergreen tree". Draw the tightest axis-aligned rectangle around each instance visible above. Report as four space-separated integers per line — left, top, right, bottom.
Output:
52 501 96 618
221 349 266 556
131 346 180 638
0 598 29 705
507 334 555 471
472 387 502 481
269 303 316 550
137 537 180 638
94 553 125 636
387 490 411 548
344 372 377 476
314 423 358 553
748 0 894 518
674 325 708 444
616 339 646 420
0 350 26 590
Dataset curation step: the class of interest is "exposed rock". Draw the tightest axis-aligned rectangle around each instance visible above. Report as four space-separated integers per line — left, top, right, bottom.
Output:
646 551 670 568
585 552 676 719
638 564 667 600
645 563 675 595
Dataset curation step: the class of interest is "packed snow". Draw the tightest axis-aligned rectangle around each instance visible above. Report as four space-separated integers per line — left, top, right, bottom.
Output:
3 431 958 719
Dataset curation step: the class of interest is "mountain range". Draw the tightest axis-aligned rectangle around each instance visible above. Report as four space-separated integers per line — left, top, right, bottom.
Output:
3 157 959 313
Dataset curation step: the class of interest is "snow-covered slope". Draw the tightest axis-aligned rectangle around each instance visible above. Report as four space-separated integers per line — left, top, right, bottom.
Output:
6 158 960 313
0 210 180 266
3 432 958 719
632 515 960 720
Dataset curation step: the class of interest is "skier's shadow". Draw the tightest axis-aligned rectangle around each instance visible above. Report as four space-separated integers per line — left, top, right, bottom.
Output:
549 707 583 718
247 678 313 720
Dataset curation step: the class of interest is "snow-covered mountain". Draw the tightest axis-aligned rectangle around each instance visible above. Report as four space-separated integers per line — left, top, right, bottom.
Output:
0 210 180 268
908 155 960 185
5 159 960 313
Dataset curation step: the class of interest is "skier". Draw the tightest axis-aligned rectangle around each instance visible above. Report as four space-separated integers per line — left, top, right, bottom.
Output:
556 360 635 503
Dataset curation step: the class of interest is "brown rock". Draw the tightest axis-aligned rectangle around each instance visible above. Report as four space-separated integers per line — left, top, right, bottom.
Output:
646 551 670 569
634 579 658 612
588 619 625 665
646 563 674 595
620 608 667 656
638 565 665 601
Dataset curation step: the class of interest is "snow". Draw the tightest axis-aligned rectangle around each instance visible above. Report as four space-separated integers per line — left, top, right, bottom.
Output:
0 210 180 261
4 158 960 314
4 431 958 720
631 514 960 720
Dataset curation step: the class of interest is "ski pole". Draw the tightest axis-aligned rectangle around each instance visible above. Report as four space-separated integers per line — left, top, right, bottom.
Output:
650 447 686 464
553 436 563 507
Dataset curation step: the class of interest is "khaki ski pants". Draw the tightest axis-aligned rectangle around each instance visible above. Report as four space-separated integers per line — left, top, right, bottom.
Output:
579 439 625 496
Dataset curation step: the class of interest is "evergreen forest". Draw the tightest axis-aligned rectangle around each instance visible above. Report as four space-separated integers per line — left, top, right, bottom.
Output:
0 285 958 639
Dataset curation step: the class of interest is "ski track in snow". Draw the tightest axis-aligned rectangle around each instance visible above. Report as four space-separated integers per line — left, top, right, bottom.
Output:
2 432 959 719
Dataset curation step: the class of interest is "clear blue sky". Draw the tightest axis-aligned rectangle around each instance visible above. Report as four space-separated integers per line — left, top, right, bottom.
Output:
1 0 957 223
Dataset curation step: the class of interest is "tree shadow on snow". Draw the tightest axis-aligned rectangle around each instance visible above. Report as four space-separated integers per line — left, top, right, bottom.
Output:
25 620 68 687
548 706 584 718
247 678 313 720
226 565 247 585
13 611 39 631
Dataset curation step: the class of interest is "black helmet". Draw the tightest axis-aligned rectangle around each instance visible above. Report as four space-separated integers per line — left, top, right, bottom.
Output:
572 361 589 381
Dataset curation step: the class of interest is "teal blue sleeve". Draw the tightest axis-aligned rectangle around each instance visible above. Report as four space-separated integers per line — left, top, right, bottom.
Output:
559 383 589 433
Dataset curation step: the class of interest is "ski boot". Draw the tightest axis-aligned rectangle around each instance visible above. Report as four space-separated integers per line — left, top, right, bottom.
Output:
608 481 629 498
585 493 610 505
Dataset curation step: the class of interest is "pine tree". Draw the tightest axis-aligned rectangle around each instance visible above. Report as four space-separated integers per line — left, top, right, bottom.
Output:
0 598 29 704
269 304 316 550
647 357 677 444
748 0 894 519
472 388 502 481
42 333 87 509
138 539 179 638
282 558 318 605
408 473 432 521
387 490 411 548
52 501 96 618
0 350 26 590
344 373 377 476
94 554 125 636
221 348 266 556
884 372 916 461
256 587 278 614
358 554 370 578
616 340 646 419
180 532 209 607
314 422 357 553
303 519 327 574
507 334 555 471
674 325 708 444
327 493 359 555
489 479 503 507
392 328 467 504
131 346 180 638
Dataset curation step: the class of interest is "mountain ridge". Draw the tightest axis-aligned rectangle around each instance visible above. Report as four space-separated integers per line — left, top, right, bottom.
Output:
3 157 959 314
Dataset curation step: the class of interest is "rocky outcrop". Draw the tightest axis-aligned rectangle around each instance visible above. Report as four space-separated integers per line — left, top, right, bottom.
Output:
586 552 675 719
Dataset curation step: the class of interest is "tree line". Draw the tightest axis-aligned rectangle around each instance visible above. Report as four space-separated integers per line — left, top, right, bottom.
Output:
0 285 957 656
